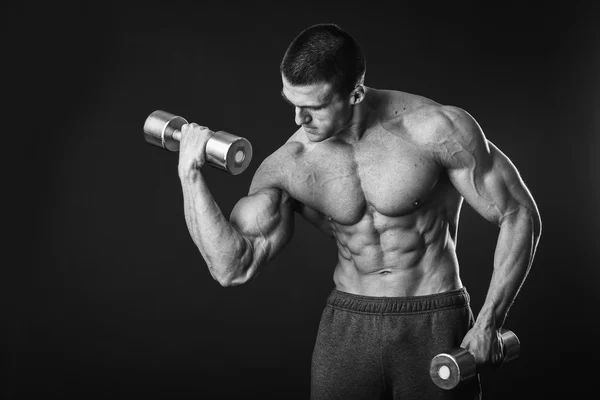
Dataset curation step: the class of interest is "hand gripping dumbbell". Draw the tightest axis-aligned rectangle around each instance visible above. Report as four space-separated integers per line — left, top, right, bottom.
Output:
143 110 253 175
429 329 520 390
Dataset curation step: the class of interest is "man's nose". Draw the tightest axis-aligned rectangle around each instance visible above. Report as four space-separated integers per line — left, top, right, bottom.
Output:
295 107 311 126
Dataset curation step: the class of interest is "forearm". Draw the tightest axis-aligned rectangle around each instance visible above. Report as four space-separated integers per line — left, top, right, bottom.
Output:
476 206 542 329
180 170 252 283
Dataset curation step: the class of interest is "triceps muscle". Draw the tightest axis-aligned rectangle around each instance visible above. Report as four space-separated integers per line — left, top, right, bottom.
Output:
459 142 535 226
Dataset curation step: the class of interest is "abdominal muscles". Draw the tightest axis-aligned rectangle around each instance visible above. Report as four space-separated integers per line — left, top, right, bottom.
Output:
331 205 461 296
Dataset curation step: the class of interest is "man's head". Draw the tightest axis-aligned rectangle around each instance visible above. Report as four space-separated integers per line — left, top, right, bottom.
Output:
280 23 366 97
280 23 367 141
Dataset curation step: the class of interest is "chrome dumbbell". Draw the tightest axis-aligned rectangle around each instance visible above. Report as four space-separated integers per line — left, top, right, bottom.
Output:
429 329 520 390
143 110 253 175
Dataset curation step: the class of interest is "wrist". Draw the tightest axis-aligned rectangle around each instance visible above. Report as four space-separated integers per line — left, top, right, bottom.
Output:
475 304 504 330
178 165 202 182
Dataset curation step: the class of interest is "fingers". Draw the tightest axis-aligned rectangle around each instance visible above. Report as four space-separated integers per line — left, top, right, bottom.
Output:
177 123 214 175
460 327 511 369
181 123 210 137
496 330 507 364
183 123 208 131
490 330 505 365
462 328 504 367
180 123 214 151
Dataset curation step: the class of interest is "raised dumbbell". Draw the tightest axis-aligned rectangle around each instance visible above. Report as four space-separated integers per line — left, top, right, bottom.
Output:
429 329 520 390
143 110 253 175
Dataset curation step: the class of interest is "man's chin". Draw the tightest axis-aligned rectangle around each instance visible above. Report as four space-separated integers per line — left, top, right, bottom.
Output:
304 127 327 142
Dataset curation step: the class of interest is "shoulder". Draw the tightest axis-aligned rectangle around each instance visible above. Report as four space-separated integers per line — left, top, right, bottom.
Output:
370 88 438 121
411 104 490 168
398 102 485 145
373 88 447 140
375 96 491 168
435 105 483 138
248 131 307 195
370 85 481 139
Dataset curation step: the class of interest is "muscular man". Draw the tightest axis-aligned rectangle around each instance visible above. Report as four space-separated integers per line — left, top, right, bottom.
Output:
177 24 541 399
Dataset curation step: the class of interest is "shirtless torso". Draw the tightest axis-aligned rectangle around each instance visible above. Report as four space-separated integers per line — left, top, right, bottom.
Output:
247 88 467 297
177 24 540 372
178 79 540 366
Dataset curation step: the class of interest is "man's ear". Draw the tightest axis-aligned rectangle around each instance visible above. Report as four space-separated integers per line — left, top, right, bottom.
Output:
350 85 365 105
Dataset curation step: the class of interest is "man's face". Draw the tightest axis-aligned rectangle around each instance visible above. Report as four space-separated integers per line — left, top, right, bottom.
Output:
281 76 352 142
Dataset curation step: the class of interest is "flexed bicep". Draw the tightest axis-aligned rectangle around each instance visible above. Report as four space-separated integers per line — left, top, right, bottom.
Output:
229 188 295 282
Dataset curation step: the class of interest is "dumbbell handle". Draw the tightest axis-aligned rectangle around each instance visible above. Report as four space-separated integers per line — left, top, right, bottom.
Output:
430 329 520 390
171 131 183 141
143 110 253 176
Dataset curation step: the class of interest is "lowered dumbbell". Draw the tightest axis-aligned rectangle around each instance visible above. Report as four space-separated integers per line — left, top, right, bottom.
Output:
143 110 253 175
429 329 520 390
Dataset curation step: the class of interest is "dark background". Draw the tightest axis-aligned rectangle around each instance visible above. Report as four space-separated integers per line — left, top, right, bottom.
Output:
6 1 599 399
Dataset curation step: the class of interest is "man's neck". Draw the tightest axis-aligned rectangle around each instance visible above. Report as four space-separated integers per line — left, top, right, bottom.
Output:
336 87 375 143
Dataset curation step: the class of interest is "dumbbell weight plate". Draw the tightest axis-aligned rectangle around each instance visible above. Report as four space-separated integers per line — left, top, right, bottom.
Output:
429 348 476 390
143 110 188 152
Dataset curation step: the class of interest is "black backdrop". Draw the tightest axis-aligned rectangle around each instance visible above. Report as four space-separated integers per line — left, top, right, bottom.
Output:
6 1 599 399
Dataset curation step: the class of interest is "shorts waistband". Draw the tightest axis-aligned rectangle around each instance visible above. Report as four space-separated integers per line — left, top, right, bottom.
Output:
326 287 470 314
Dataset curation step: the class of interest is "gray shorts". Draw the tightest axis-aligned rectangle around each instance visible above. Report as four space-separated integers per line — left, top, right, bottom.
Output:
311 287 481 399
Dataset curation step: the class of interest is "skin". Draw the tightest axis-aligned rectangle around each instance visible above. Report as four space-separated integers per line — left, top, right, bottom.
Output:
177 75 542 367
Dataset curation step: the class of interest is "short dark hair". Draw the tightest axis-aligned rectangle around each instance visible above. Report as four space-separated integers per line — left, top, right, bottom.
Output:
280 23 366 96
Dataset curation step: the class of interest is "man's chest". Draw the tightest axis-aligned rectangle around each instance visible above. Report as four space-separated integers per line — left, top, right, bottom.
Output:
284 135 441 224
